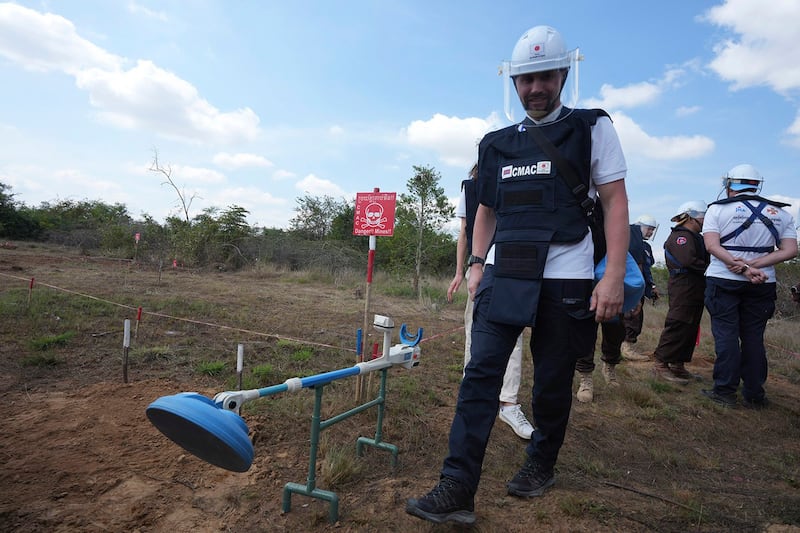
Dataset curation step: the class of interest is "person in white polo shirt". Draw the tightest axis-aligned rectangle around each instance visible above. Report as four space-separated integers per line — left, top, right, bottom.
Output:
702 163 797 408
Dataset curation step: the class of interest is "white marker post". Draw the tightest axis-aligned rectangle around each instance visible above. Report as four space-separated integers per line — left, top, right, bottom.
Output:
123 319 131 383
237 343 244 390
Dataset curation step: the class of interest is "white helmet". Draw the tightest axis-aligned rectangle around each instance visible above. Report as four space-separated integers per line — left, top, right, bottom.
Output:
723 163 763 193
634 214 658 240
671 200 707 224
507 26 574 77
501 25 581 122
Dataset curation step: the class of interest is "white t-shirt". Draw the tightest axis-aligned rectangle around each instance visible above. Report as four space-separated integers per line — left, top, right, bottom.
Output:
485 107 627 280
704 195 797 283
456 188 466 219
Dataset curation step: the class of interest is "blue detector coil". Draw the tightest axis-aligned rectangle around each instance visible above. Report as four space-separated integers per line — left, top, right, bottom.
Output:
146 392 254 472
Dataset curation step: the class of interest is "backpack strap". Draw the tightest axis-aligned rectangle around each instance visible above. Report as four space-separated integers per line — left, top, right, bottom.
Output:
718 201 780 253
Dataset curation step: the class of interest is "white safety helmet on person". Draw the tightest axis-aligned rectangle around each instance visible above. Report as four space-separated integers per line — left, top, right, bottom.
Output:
723 163 763 194
671 200 707 224
502 25 581 123
634 214 658 240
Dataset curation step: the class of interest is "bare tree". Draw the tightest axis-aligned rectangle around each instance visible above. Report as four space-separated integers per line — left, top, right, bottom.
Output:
149 148 199 223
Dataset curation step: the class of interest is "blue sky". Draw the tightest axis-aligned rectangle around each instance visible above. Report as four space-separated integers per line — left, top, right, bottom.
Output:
1 0 799 262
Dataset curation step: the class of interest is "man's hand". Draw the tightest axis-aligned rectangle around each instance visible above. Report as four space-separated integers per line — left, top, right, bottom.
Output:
590 276 624 322
466 264 483 301
446 272 464 303
744 265 767 284
650 286 659 303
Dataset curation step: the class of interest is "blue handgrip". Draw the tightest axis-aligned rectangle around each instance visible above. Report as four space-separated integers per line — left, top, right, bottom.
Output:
399 324 423 346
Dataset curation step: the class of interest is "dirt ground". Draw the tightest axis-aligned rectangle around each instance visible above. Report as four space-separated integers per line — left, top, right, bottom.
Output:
1 245 799 532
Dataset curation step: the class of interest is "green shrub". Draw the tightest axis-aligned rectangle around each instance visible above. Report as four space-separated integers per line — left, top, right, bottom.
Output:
196 360 226 376
29 331 76 351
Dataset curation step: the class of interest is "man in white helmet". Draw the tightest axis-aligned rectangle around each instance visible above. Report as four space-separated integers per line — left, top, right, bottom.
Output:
652 201 710 383
407 25 629 525
621 215 659 360
702 164 797 408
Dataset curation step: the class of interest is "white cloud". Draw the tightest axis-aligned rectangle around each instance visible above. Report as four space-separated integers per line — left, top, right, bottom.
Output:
171 165 227 184
611 112 715 160
704 1 800 147
213 152 273 169
272 169 296 181
212 186 289 227
785 111 800 148
676 105 701 117
76 60 261 144
295 174 347 197
127 1 168 22
583 81 662 110
0 163 49 197
0 4 261 145
0 3 122 74
582 65 692 111
52 168 127 200
405 113 503 167
704 0 800 94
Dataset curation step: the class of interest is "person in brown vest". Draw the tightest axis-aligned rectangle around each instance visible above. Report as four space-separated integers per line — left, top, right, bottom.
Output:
652 201 710 383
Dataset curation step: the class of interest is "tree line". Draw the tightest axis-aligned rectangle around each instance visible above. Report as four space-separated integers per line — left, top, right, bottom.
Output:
0 165 457 291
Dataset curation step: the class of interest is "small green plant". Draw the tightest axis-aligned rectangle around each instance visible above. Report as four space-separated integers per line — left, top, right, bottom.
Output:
131 345 173 362
620 383 663 409
276 338 298 349
445 362 464 381
291 347 313 362
446 363 463 373
320 441 363 489
381 284 416 298
196 360 226 376
29 331 76 351
557 494 584 517
637 405 679 421
572 455 612 478
647 379 679 394
251 363 275 383
533 508 550 523
21 353 64 367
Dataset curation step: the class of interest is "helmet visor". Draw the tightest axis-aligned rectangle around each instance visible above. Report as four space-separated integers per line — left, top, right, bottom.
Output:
728 179 761 191
503 48 581 123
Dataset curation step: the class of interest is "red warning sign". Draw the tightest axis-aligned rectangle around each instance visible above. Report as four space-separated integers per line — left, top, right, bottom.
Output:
353 192 396 236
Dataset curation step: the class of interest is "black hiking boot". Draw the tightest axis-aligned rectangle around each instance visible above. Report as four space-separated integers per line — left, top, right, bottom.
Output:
405 477 475 525
507 457 555 498
701 388 736 408
741 396 770 410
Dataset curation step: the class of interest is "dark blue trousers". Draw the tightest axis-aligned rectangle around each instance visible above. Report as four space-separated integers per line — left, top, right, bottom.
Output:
441 270 595 494
704 277 776 402
575 318 625 373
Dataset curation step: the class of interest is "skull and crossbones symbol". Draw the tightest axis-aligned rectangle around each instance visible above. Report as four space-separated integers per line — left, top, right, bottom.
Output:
360 202 388 230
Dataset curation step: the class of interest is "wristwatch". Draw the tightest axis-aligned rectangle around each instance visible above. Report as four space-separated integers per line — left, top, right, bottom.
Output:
467 255 485 267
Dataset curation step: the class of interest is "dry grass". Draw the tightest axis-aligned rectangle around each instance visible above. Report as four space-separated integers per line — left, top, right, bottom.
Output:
1 243 799 532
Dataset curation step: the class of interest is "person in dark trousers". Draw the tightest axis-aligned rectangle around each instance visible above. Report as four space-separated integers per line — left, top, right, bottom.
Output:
652 201 710 384
574 220 652 402
621 215 659 361
702 164 797 408
406 25 629 526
